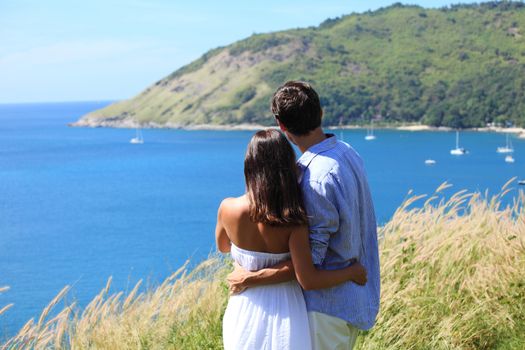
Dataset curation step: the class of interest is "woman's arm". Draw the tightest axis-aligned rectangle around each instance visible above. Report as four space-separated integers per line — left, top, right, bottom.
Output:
215 200 231 253
289 225 367 290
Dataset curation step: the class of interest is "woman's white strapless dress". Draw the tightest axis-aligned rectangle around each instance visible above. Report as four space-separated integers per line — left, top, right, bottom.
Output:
222 243 312 350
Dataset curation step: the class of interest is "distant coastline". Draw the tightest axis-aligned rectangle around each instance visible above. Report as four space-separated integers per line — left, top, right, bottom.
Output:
69 120 525 138
394 124 525 138
69 119 270 131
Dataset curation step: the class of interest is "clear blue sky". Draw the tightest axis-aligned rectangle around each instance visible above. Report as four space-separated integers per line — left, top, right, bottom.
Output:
0 0 474 103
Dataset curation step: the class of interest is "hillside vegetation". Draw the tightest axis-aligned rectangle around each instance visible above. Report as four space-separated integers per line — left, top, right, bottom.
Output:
75 2 525 128
2 182 524 349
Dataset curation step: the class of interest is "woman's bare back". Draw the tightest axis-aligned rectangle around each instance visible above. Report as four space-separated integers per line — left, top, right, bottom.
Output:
219 195 296 254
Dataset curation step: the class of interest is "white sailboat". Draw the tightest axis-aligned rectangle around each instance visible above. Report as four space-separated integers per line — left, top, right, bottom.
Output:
505 155 515 163
497 133 514 153
424 159 436 165
450 130 467 155
130 128 144 144
365 121 376 141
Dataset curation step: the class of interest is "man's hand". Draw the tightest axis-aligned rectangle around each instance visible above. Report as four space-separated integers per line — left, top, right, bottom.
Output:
350 262 368 286
226 260 294 295
227 263 256 295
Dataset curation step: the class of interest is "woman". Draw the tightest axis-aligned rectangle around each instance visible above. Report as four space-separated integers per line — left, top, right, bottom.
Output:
216 129 367 350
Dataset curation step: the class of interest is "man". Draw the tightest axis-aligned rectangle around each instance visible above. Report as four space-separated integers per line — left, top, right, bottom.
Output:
228 81 380 349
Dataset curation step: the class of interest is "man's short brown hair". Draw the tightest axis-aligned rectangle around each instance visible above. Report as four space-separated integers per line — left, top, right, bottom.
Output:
271 81 322 136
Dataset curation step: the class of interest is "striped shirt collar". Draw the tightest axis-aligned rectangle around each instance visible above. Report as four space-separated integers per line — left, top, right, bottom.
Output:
297 133 337 170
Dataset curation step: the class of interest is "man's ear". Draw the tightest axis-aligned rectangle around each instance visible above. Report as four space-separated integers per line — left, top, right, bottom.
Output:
320 108 324 120
276 118 287 132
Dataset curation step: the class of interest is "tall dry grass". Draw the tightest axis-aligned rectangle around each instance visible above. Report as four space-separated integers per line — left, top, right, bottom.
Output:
0 287 13 318
1 260 230 349
357 180 525 350
1 182 524 349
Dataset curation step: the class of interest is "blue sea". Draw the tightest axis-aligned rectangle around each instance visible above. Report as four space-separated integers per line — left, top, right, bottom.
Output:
0 101 523 337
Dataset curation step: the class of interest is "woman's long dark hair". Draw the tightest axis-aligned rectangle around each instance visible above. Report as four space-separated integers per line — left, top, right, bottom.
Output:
244 129 308 226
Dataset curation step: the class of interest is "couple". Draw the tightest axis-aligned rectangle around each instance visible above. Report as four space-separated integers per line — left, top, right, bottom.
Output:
215 81 380 350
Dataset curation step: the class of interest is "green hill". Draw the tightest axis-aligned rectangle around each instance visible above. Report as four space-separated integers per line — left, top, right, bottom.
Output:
74 2 525 129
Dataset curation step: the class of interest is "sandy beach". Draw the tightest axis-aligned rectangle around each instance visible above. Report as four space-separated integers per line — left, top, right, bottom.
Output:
396 125 452 131
395 124 525 138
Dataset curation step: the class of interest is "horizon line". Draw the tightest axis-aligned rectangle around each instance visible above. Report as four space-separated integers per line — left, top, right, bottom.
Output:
0 99 120 106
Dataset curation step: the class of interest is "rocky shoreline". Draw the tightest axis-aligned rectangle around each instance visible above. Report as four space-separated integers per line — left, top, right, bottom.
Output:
395 124 525 138
70 120 525 138
69 119 270 131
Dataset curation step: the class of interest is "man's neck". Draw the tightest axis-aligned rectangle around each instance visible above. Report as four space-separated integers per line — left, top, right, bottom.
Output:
290 127 327 154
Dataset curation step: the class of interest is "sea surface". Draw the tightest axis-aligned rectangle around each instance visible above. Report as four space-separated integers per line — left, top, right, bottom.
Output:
0 101 523 337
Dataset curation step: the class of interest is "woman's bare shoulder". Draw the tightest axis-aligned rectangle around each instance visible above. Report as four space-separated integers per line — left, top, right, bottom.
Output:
219 195 249 218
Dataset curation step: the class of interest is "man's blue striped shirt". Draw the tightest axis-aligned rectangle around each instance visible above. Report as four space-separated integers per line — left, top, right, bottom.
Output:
299 134 380 330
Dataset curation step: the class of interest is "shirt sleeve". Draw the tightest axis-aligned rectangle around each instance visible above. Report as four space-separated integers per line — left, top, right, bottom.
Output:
302 175 340 266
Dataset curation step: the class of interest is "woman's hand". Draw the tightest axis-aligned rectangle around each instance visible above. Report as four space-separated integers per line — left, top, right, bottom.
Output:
349 262 367 286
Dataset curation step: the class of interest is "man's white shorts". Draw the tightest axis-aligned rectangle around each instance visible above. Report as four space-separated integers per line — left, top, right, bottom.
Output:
308 311 359 350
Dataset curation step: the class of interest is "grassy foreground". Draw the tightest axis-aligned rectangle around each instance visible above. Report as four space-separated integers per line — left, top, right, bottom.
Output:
1 182 524 349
